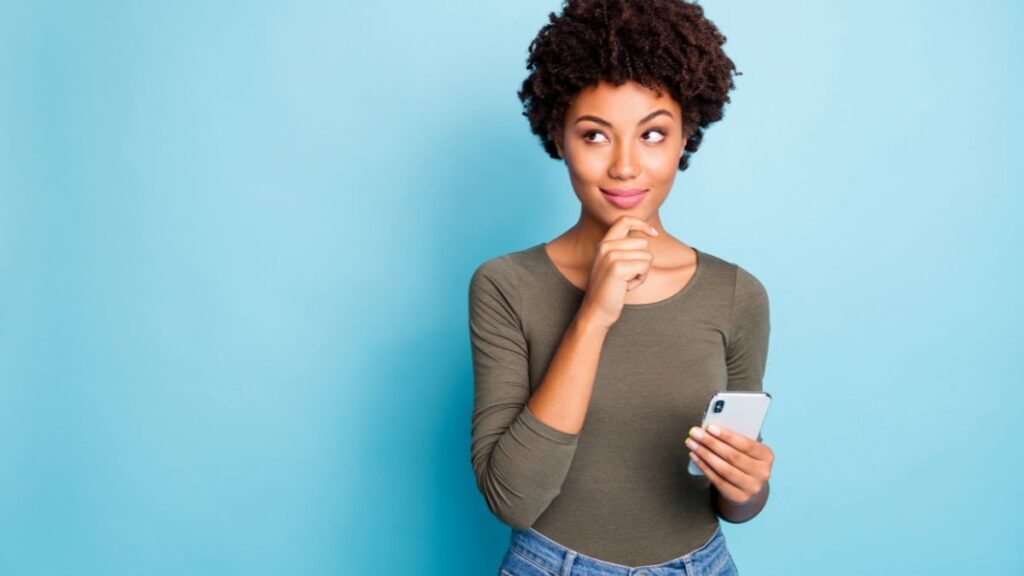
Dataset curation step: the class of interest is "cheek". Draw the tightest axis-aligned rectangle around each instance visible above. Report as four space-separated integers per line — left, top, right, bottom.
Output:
566 155 606 183
648 141 682 160
642 150 681 176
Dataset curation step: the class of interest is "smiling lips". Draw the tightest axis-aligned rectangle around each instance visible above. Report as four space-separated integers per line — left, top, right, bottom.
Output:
600 187 648 208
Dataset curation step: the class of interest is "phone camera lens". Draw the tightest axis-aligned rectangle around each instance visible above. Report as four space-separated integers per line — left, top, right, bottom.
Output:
713 400 725 413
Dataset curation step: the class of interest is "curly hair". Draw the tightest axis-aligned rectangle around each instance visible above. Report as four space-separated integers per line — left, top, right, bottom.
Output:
517 0 740 172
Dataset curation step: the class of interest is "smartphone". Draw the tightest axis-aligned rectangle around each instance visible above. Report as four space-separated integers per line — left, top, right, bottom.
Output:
688 391 772 475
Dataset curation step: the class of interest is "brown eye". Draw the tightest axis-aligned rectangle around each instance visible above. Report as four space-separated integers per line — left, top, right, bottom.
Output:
583 130 608 143
644 129 667 143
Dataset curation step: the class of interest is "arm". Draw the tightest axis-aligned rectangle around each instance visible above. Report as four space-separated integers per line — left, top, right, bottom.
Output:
707 265 772 522
468 260 606 530
525 305 607 436
723 266 770 394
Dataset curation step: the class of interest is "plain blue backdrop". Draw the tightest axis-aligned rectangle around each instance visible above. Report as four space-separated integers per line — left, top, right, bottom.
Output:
2 1 1022 574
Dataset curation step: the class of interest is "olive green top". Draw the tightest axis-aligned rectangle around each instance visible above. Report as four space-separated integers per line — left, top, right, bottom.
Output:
468 241 770 566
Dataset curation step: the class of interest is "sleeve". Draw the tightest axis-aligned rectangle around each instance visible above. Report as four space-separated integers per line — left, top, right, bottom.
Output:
468 258 580 530
725 265 770 393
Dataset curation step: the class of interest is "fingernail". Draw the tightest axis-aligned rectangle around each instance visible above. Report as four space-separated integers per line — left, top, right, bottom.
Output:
690 427 704 439
685 438 698 450
707 425 720 436
650 227 659 236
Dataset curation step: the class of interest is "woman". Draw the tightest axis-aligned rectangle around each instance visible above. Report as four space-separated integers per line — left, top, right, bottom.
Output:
468 1 774 574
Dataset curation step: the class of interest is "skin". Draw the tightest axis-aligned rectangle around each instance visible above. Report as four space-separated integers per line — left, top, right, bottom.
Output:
526 78 774 522
547 78 695 308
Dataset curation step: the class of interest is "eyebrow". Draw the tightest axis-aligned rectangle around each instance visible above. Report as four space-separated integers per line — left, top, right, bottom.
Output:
573 109 674 128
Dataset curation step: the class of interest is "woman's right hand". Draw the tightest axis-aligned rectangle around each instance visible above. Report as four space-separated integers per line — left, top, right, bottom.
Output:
578 216 660 330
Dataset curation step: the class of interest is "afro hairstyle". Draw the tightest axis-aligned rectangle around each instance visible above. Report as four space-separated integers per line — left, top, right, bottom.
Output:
517 0 740 172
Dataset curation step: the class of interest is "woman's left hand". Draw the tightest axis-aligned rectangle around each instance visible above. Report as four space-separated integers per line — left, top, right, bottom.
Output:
685 424 774 505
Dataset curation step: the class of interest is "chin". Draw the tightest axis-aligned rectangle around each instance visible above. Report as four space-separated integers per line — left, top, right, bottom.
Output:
586 204 654 225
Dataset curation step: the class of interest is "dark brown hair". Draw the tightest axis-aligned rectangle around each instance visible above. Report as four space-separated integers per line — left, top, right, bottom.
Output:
517 0 740 171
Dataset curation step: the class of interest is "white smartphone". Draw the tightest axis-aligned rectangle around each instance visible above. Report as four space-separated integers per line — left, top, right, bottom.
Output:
688 391 772 476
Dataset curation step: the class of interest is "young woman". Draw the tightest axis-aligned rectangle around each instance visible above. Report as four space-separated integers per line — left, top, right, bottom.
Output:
468 1 774 574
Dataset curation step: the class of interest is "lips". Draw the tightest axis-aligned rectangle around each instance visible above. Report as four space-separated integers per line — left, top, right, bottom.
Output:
600 188 647 197
600 188 647 209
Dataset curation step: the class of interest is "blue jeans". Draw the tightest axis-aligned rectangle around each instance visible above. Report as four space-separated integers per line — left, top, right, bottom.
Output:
498 524 739 576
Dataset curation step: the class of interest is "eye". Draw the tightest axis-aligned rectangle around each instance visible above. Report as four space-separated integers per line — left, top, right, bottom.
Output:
643 129 667 143
582 129 667 144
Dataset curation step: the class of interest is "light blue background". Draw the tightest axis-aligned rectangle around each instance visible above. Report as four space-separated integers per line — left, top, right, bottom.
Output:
2 1 1021 574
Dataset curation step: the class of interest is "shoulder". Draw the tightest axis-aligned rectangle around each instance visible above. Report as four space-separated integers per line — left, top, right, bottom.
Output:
469 244 539 301
695 248 769 306
734 264 768 305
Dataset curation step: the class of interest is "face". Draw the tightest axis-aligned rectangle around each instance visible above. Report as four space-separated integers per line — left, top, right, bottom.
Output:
554 79 687 224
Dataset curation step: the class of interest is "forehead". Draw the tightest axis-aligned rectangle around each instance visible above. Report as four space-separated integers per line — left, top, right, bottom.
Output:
566 79 680 122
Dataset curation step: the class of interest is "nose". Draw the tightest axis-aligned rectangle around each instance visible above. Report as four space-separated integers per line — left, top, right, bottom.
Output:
608 140 639 180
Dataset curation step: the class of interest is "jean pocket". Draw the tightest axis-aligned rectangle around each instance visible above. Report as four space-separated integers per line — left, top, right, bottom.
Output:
708 552 739 576
498 547 559 576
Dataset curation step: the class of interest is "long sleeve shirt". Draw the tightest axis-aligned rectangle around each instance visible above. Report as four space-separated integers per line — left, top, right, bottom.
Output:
468 242 770 566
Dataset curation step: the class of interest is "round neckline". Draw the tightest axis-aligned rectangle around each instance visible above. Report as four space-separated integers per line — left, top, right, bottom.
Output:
535 242 703 309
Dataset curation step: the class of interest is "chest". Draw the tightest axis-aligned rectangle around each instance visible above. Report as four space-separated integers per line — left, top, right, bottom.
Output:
525 307 728 424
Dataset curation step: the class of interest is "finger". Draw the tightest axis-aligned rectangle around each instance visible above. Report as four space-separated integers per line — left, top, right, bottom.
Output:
626 272 648 291
686 435 760 495
597 237 651 255
707 424 772 461
689 451 748 504
688 427 758 473
606 216 658 241
607 252 654 284
610 258 653 286
606 250 654 264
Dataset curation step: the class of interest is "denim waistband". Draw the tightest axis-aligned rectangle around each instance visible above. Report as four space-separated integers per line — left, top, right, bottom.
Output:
506 524 732 576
